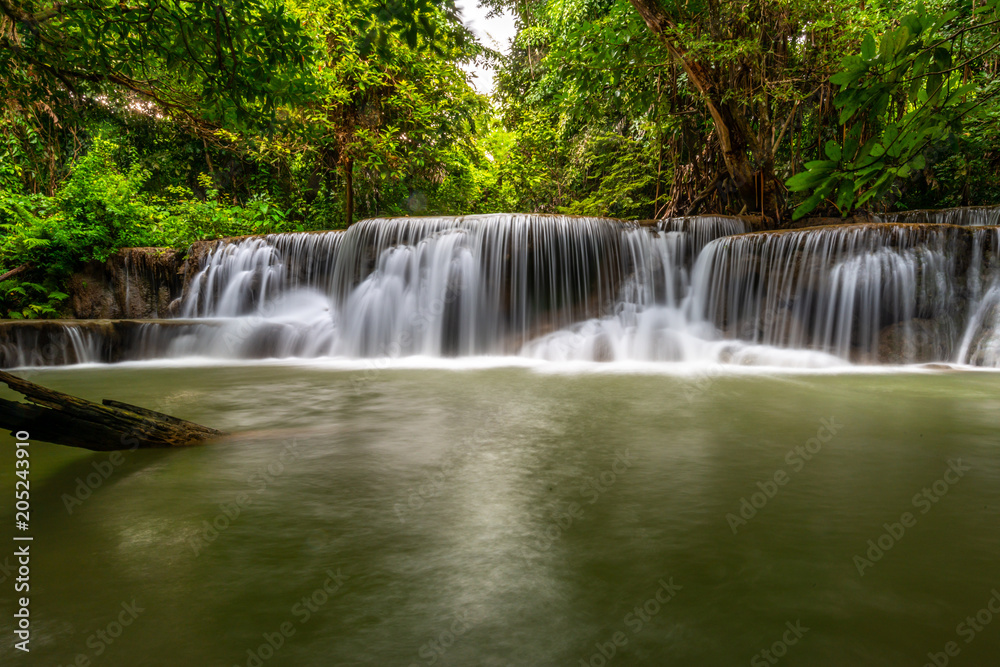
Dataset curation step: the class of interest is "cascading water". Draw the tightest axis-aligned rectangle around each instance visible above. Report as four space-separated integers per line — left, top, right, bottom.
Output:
155 215 628 360
957 227 1000 365
657 215 750 253
874 205 1000 227
520 216 755 363
181 231 347 317
5 214 1000 368
689 225 961 362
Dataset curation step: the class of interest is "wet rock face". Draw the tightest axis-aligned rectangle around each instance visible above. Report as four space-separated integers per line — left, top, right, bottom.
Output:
0 320 114 366
877 318 954 364
66 263 117 319
67 248 185 318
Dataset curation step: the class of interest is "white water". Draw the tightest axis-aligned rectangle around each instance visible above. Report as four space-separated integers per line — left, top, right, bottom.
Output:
6 214 1000 368
874 205 1000 226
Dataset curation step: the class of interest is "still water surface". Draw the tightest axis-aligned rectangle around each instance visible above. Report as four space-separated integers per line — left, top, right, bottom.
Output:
2 363 999 666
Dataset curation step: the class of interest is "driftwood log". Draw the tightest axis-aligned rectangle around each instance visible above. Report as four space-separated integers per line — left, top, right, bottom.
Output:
0 370 225 450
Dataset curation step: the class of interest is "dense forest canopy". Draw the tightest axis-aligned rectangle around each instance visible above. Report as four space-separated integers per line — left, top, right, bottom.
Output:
1 0 1000 317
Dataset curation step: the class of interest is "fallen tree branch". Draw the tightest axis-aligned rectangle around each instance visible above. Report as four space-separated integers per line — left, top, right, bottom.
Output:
0 264 31 282
0 370 225 450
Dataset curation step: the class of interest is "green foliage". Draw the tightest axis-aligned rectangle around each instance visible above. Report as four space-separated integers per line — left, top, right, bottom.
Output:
350 0 468 57
0 135 153 302
473 112 566 213
490 0 673 216
557 129 663 219
6 0 1000 323
154 184 299 241
284 0 487 221
0 193 71 318
1 0 316 130
787 0 1000 219
0 0 493 318
898 105 1000 209
0 135 308 317
53 138 158 260
490 0 891 218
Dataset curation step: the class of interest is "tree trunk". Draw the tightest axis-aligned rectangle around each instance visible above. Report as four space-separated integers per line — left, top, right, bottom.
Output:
628 0 778 217
343 158 354 227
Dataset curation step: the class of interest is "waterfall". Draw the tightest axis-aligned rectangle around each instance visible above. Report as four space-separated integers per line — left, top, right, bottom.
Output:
4 212 1000 369
167 215 629 359
956 228 1000 365
874 205 1000 226
657 215 750 255
326 215 625 356
520 220 740 363
0 324 102 366
181 232 347 317
690 225 961 362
